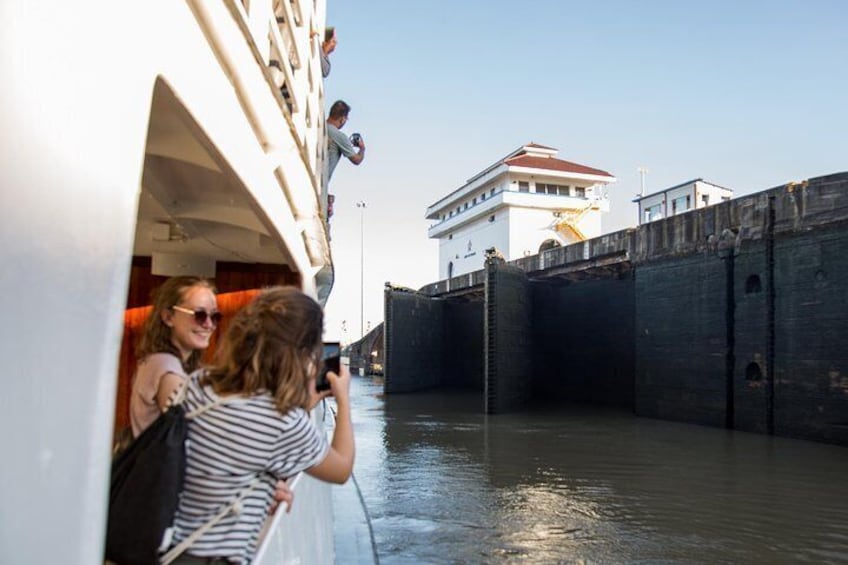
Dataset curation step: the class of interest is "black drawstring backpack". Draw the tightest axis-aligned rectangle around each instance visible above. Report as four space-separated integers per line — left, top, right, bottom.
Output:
106 402 188 565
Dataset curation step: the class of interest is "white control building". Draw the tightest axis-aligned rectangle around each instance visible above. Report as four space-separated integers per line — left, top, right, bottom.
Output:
634 178 733 224
426 143 616 279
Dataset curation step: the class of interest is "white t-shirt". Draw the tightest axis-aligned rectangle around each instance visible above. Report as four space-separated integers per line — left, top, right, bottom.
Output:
171 372 329 564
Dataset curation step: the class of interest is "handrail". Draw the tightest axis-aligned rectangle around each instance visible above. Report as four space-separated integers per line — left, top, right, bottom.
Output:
197 0 332 292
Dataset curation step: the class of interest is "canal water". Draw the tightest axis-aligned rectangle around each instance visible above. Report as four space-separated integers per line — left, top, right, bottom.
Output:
333 376 848 564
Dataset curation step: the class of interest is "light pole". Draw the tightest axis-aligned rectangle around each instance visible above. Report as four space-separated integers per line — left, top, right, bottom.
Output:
356 200 366 339
636 166 649 225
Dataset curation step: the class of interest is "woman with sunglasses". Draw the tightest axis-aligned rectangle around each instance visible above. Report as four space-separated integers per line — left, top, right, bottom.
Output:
165 286 354 564
129 276 220 438
127 277 297 523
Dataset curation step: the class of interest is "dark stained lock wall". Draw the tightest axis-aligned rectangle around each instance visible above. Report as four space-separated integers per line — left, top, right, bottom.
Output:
531 276 635 409
484 261 533 414
443 298 484 390
384 289 445 393
733 240 770 434
773 226 848 444
635 253 730 428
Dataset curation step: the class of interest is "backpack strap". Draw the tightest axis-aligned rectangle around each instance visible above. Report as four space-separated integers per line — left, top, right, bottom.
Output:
184 398 227 420
159 477 262 565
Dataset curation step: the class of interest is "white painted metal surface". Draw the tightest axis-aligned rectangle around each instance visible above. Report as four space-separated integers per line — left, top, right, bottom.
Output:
0 1 333 563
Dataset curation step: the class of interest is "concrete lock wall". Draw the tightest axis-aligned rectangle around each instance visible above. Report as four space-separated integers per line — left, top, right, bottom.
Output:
484 260 533 414
443 298 484 390
531 277 635 408
383 288 484 393
635 253 730 427
773 226 848 444
733 239 770 434
384 289 445 393
380 172 848 444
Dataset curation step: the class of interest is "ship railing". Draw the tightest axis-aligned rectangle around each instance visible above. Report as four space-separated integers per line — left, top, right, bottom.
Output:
230 0 325 176
196 0 333 297
208 0 331 234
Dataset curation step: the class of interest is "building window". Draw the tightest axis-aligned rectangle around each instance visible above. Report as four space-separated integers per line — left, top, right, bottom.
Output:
701 194 710 206
518 181 529 193
447 262 454 279
456 206 461 214
481 192 486 201
558 186 569 196
448 234 453 240
574 186 585 197
490 188 495 196
463 202 469 210
645 204 662 222
722 196 730 202
672 195 688 214
472 197 477 205
488 215 495 222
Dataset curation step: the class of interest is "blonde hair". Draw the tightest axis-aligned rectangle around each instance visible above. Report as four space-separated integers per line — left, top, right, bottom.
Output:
203 286 323 414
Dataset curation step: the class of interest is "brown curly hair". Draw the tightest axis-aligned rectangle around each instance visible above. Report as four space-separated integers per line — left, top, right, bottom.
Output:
136 276 216 372
203 286 323 414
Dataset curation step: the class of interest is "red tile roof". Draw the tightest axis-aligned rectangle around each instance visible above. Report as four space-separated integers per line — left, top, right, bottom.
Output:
505 154 614 178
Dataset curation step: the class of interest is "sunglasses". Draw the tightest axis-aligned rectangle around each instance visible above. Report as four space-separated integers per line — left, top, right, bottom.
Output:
171 305 223 325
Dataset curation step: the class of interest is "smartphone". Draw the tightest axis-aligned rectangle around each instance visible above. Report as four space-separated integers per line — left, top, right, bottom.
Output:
316 342 340 392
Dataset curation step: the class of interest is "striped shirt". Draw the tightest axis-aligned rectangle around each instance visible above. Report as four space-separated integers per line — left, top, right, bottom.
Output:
171 372 329 564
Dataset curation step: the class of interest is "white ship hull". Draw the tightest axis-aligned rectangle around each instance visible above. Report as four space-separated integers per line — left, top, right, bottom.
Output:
0 1 335 562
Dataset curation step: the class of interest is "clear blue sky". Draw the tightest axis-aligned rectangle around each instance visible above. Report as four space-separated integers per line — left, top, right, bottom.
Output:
322 0 848 343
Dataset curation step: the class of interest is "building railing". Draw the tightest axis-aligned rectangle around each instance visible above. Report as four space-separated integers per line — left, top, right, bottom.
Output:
428 188 607 231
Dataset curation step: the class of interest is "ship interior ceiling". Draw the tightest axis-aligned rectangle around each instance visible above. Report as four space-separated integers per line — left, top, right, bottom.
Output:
134 80 297 277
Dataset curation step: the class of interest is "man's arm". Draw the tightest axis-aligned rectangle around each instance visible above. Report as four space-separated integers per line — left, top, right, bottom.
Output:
348 137 365 166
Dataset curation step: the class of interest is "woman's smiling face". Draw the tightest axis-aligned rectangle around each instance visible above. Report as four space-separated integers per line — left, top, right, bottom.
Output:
163 284 219 360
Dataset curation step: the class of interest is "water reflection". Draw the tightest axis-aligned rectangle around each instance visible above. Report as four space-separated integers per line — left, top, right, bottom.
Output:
338 377 848 563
